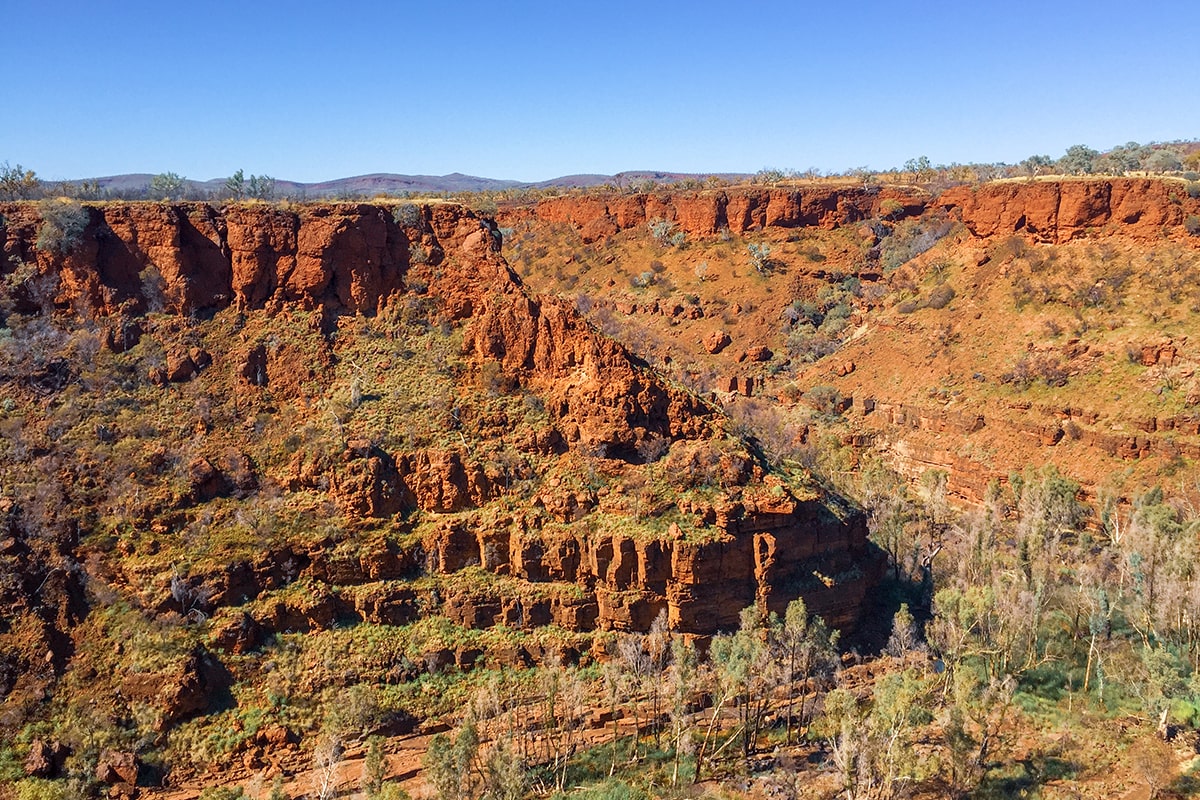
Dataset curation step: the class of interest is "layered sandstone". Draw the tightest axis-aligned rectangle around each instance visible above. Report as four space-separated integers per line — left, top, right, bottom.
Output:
520 186 929 241
0 199 879 646
939 178 1200 243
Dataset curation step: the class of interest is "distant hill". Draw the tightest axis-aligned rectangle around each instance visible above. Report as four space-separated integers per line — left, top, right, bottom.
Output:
65 170 752 199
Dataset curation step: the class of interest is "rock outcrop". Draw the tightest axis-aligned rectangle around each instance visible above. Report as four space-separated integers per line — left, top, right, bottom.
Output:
500 179 1200 246
0 199 880 643
939 178 1200 243
523 186 929 240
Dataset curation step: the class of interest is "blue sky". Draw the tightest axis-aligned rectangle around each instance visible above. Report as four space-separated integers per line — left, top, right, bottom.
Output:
5 0 1198 183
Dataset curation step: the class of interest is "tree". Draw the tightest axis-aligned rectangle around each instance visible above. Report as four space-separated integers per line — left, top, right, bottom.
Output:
755 168 786 185
311 734 343 800
538 654 585 791
709 606 779 760
149 172 186 200
479 737 526 800
777 598 839 743
0 162 40 199
666 637 697 787
425 719 479 800
1144 149 1182 174
362 735 386 798
885 603 923 657
225 169 246 200
1058 145 1099 175
861 461 917 581
248 173 276 200
1020 154 1053 177
1095 143 1143 175
903 156 934 184
939 670 1014 799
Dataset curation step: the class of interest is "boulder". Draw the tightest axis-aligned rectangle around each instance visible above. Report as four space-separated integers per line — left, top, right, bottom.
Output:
95 750 139 785
704 330 732 354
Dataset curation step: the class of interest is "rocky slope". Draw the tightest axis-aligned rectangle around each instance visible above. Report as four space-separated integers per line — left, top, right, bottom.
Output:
498 178 1200 507
0 198 881 785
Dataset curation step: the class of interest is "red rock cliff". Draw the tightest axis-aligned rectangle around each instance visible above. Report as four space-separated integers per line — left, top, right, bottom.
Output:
939 178 1200 243
521 186 929 241
0 199 880 640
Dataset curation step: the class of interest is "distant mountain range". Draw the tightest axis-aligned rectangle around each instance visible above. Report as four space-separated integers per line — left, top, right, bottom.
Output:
65 171 752 199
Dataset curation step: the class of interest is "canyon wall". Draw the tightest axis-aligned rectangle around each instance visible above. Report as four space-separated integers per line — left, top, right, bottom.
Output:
506 178 1200 243
939 178 1200 243
0 199 878 645
518 185 929 241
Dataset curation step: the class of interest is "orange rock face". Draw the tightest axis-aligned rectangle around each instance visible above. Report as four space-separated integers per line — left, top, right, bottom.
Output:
531 186 930 239
0 198 881 641
938 178 1200 243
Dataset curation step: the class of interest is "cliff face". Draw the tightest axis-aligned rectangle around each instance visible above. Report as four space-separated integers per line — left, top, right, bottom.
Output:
504 178 1200 245
496 177 1200 516
518 186 929 241
939 178 1200 243
1 201 438 315
0 199 877 663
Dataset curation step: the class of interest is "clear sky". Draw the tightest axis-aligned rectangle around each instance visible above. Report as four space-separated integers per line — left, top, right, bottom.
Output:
4 0 1198 183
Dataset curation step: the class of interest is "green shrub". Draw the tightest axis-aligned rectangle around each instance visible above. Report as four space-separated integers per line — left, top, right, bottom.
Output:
878 215 955 272
35 198 88 254
15 779 68 800
1186 181 1200 199
1186 215 1200 237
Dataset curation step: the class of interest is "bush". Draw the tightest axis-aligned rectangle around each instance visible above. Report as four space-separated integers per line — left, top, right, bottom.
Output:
199 789 247 800
647 218 680 246
1186 182 1200 199
878 214 956 272
149 172 186 200
805 385 844 416
35 198 88 254
1186 216 1200 237
13 778 68 800
925 283 956 309
786 326 840 362
747 242 772 274
1001 355 1068 389
630 271 656 289
394 203 422 228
